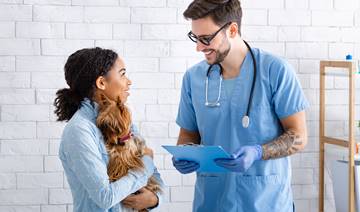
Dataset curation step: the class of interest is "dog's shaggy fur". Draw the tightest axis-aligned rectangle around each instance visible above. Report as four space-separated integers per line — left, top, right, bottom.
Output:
94 92 161 210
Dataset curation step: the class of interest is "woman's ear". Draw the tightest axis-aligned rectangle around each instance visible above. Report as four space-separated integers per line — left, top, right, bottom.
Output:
96 76 106 90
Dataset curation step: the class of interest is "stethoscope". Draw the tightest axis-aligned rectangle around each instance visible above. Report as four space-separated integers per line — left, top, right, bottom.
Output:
205 40 257 128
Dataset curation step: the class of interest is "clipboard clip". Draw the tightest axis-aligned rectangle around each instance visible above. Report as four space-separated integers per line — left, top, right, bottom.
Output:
180 143 203 147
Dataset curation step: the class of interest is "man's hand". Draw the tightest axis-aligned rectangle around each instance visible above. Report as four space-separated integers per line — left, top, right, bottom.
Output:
122 188 158 210
214 145 262 172
172 157 199 174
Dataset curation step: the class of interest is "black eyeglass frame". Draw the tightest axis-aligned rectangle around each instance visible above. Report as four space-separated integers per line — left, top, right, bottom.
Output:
187 22 232 46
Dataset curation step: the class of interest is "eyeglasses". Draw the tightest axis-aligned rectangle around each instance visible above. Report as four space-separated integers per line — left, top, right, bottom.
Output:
187 22 232 46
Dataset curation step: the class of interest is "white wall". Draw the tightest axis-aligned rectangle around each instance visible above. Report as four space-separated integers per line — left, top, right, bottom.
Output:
0 0 359 211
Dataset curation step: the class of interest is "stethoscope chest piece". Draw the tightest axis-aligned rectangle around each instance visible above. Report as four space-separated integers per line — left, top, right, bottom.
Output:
204 40 256 129
242 115 250 128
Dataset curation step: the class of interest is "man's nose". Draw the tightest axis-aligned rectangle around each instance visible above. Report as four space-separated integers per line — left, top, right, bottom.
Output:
196 41 206 52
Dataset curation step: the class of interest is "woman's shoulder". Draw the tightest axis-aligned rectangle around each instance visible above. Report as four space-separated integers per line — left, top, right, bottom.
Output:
60 110 99 149
66 109 95 130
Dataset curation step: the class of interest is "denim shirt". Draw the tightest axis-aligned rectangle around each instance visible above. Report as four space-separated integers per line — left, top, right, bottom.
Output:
59 99 164 212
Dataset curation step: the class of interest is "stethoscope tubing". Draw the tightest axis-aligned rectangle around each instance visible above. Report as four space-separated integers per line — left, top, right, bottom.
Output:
205 40 256 127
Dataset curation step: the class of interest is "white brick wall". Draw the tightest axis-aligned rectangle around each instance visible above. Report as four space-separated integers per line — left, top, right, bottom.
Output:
0 22 15 38
0 0 359 212
269 10 311 26
0 39 40 55
0 189 48 205
33 6 83 22
131 8 177 23
0 56 15 72
114 24 141 40
16 22 64 39
66 23 113 39
84 7 130 23
0 5 32 21
41 39 94 55
312 11 354 27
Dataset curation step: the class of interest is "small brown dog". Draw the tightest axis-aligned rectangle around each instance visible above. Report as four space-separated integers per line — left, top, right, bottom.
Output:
94 91 161 211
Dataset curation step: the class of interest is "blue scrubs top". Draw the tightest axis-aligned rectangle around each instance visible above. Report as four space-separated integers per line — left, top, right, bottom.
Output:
176 48 309 212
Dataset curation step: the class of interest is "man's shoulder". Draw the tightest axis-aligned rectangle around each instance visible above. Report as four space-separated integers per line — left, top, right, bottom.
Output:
186 60 208 74
254 48 295 78
179 60 208 86
255 48 288 67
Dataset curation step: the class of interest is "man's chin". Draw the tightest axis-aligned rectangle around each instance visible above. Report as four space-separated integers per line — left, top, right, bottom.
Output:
205 57 217 65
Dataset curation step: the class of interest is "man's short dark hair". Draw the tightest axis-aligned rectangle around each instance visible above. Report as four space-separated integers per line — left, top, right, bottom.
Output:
183 0 243 35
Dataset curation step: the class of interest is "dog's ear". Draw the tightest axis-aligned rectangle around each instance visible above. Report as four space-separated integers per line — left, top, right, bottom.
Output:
116 106 131 136
115 96 125 108
97 113 120 145
99 94 109 106
96 101 131 143
96 92 114 109
94 91 132 145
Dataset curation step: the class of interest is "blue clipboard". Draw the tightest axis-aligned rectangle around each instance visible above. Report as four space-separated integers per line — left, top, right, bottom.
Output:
162 145 231 172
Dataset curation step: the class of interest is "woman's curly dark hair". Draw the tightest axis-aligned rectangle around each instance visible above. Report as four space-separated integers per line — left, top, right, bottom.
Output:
54 47 118 121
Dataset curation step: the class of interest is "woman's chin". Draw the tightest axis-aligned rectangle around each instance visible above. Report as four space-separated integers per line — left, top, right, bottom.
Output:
121 93 130 103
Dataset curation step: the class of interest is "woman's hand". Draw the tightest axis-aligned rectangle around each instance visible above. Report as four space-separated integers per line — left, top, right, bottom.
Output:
143 147 154 159
121 188 158 210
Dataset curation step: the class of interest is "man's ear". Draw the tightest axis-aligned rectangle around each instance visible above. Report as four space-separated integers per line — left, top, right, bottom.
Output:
96 76 106 90
229 23 239 38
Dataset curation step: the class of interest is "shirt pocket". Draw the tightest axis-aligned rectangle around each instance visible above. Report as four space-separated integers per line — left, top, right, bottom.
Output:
236 174 291 211
195 173 223 209
243 105 280 145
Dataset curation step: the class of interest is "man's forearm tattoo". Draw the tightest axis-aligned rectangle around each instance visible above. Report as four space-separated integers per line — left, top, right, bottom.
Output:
261 130 305 160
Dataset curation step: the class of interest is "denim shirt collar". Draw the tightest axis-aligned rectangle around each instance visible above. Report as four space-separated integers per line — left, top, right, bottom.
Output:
80 98 99 122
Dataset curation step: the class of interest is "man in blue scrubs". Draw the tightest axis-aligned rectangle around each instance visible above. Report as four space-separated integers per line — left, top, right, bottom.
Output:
172 0 309 211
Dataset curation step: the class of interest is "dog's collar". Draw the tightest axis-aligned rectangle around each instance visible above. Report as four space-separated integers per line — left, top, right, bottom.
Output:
117 132 133 144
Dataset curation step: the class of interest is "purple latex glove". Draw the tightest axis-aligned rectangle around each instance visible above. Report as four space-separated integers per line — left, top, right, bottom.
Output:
172 157 199 174
214 145 262 173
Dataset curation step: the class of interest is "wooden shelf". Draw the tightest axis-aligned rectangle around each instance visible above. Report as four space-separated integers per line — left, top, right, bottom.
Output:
319 60 357 212
321 136 349 148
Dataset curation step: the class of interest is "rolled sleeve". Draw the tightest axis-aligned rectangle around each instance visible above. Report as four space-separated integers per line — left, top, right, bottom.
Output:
176 71 198 132
269 59 309 119
147 167 165 211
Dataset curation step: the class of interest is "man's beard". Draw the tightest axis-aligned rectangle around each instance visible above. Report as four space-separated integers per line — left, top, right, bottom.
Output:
208 38 231 65
214 44 231 64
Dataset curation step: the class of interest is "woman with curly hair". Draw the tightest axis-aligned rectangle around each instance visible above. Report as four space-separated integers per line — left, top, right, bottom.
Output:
54 47 164 212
